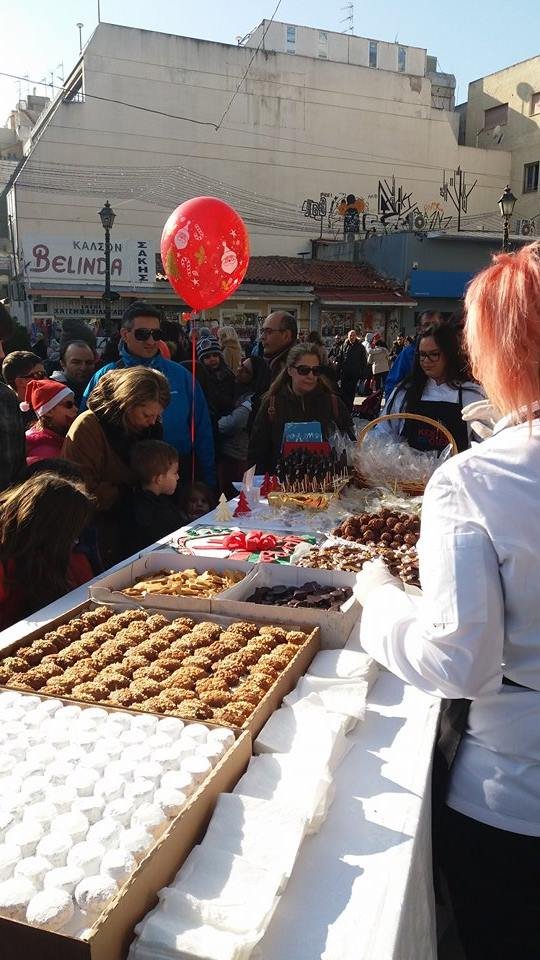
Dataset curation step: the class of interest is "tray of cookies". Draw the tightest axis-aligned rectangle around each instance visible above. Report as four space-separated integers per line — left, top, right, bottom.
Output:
90 551 256 612
0 603 320 738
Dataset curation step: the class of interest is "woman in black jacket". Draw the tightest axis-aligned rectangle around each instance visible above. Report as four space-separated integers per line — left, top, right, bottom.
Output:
248 344 354 474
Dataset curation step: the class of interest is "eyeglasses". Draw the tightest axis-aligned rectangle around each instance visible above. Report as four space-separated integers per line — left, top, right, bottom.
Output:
419 350 441 362
23 370 46 379
133 328 163 342
293 365 322 377
261 327 285 337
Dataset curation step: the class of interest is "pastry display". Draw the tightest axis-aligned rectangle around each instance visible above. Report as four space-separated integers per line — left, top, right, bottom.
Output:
0 610 312 726
121 568 245 599
245 582 352 610
295 542 420 586
0 690 234 935
333 510 420 549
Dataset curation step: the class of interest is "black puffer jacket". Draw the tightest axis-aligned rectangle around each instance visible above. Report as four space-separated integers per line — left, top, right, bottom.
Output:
248 384 354 474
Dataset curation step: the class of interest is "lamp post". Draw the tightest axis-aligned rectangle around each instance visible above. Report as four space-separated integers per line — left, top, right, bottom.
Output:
98 200 115 334
498 185 516 252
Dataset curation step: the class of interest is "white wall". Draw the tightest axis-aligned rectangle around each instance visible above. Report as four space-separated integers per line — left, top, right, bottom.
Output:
14 23 510 269
247 21 426 77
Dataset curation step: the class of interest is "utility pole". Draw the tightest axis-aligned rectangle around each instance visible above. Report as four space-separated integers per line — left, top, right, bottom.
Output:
77 24 84 55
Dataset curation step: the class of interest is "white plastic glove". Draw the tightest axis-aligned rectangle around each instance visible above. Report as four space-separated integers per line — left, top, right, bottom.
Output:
461 399 501 440
354 559 403 606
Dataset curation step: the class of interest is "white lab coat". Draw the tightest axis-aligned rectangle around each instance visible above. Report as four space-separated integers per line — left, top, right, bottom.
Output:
360 414 540 835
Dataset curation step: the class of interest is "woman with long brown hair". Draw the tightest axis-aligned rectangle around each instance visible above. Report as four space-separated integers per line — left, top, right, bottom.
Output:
248 343 354 474
63 366 170 563
0 473 94 629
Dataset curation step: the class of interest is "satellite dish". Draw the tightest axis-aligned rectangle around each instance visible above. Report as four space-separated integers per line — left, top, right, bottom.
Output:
492 125 504 144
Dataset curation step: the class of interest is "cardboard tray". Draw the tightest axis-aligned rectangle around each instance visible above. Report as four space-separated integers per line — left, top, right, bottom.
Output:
0 602 320 739
213 564 359 650
89 550 256 612
0 691 252 960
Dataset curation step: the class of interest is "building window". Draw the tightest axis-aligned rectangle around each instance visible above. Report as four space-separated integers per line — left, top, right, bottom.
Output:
398 46 407 72
523 161 539 194
484 103 508 129
286 24 296 54
318 30 328 58
531 92 540 116
369 40 377 68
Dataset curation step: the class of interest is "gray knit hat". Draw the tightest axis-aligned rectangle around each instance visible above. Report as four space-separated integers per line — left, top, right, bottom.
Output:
196 336 223 362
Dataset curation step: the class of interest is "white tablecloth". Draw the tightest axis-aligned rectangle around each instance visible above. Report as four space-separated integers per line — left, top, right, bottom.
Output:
258 668 439 960
0 519 440 959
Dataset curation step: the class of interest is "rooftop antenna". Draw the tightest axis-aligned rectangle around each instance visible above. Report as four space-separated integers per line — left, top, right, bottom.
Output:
340 2 354 34
77 23 84 54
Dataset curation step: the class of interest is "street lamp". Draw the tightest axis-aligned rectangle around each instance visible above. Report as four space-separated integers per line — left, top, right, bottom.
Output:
498 185 516 252
98 200 116 334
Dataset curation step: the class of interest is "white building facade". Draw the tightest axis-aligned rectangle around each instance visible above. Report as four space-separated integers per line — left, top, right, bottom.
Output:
6 21 511 328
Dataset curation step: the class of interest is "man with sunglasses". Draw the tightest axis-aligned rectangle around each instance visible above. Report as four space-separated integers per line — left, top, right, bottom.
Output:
82 302 215 487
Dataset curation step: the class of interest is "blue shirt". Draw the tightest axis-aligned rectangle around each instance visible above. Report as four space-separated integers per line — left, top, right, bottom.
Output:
383 343 415 399
82 344 215 486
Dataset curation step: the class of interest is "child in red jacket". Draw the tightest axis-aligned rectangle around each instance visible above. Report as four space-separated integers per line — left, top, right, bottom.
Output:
22 378 79 465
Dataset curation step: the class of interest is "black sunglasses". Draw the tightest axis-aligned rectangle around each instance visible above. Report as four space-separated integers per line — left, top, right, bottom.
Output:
133 328 163 342
294 364 322 377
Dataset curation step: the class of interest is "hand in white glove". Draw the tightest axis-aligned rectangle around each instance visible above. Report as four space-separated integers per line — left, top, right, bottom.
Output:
354 558 403 606
461 399 501 440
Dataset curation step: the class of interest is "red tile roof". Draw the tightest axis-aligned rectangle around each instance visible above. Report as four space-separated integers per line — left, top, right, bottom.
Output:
245 256 401 292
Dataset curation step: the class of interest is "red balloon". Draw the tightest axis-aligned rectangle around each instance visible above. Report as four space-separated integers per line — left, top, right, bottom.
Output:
160 197 250 311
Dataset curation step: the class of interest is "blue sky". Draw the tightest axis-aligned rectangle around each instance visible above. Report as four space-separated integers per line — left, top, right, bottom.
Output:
2 0 539 122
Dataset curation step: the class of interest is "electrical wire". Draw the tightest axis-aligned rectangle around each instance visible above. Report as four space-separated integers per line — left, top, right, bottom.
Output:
214 0 283 131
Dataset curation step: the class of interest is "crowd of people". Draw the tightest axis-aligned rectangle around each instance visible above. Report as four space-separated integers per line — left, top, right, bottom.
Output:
0 296 477 629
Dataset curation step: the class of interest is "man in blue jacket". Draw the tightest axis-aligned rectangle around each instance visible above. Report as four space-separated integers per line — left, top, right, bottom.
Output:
82 302 215 487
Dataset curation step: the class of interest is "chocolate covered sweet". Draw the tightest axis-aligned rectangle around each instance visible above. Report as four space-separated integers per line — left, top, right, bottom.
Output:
245 581 352 610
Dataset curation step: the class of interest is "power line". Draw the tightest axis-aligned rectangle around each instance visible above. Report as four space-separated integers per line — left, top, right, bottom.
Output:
214 0 283 131
0 69 217 128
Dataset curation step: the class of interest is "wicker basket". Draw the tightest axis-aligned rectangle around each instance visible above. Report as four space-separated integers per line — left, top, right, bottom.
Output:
355 412 458 496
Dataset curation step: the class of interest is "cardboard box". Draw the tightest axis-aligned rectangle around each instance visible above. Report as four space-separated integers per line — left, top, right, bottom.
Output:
0 693 252 960
0 603 320 739
89 551 256 612
214 564 359 649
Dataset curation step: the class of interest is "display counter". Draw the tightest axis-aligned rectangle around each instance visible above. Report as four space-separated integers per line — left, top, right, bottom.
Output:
0 499 440 959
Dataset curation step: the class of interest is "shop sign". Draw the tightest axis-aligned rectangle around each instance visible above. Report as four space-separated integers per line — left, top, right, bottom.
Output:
23 235 156 286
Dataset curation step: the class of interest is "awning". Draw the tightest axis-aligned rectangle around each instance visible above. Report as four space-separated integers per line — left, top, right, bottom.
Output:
409 270 475 299
317 289 417 307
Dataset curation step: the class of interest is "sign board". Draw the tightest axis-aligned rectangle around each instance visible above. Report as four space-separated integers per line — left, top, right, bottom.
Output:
283 421 323 444
23 235 156 287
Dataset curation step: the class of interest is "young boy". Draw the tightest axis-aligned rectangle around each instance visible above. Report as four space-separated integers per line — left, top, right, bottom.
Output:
128 440 185 552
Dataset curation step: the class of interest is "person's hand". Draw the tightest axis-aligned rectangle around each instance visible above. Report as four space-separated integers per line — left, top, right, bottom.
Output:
461 399 501 440
354 559 403 605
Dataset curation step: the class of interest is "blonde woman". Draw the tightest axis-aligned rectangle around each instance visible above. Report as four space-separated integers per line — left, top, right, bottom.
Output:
219 325 243 374
63 367 170 563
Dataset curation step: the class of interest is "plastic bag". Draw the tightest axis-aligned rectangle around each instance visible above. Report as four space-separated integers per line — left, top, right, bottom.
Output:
350 432 451 491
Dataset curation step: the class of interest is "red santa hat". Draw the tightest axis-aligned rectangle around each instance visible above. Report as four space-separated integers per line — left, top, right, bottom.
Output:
20 379 74 417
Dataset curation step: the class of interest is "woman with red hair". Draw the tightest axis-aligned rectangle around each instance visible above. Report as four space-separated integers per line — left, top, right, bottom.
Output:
355 241 540 958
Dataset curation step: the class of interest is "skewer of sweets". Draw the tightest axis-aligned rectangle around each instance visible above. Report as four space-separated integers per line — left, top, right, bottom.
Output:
275 449 348 494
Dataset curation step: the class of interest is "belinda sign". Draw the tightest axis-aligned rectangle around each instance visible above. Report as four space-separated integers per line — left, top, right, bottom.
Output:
24 236 155 286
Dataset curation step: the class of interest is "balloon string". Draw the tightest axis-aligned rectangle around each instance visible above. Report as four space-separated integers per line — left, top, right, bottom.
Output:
191 323 196 483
